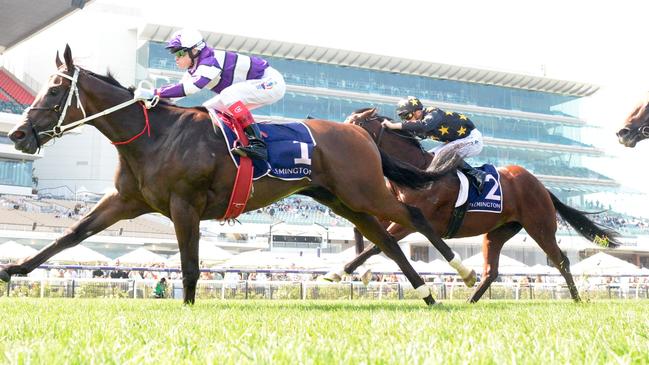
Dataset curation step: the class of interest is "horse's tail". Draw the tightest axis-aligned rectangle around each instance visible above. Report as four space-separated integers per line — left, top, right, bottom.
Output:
548 190 621 248
379 149 446 189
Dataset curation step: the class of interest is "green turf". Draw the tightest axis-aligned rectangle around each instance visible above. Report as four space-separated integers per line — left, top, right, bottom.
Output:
0 299 647 364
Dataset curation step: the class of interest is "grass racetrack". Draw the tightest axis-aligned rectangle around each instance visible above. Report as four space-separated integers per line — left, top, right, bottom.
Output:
0 299 647 364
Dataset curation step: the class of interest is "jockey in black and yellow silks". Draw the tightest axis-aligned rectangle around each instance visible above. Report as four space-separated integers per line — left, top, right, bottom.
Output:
383 96 487 193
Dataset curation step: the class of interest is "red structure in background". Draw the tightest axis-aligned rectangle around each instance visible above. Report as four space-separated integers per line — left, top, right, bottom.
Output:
0 68 34 105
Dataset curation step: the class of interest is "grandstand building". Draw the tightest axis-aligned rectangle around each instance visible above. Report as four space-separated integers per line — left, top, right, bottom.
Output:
1 2 647 267
137 25 640 266
0 69 39 196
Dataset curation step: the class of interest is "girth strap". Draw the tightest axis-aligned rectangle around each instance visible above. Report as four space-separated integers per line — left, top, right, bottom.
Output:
218 113 254 220
443 201 468 239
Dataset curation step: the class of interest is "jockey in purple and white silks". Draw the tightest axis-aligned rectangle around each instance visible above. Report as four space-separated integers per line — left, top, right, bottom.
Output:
134 29 286 161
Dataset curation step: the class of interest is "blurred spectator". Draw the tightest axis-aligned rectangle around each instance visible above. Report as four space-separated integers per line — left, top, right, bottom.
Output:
110 268 126 279
92 268 104 278
154 277 167 298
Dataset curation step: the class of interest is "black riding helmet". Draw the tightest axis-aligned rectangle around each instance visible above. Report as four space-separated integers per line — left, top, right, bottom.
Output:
396 96 423 120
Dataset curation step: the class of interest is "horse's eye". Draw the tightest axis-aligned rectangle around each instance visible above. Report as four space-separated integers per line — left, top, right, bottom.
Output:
48 88 59 96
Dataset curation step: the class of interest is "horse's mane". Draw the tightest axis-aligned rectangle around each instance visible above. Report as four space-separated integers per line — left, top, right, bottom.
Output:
88 71 129 91
351 108 461 174
85 70 205 112
351 108 424 150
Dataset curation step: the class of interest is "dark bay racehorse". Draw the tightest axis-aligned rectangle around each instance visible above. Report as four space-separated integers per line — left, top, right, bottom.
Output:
330 108 620 303
617 97 649 147
1 46 476 305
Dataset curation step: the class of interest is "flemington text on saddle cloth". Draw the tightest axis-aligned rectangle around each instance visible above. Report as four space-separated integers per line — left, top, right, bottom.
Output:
214 118 317 181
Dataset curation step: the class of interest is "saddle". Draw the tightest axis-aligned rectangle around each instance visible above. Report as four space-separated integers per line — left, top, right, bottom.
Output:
211 113 316 180
444 164 502 238
208 111 317 220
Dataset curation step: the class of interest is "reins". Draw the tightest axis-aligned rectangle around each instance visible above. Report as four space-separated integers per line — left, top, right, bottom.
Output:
111 103 152 145
26 67 159 145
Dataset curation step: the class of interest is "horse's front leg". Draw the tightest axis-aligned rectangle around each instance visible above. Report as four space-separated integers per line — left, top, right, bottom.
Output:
0 191 150 281
353 227 365 254
322 227 380 283
169 194 202 305
323 223 412 285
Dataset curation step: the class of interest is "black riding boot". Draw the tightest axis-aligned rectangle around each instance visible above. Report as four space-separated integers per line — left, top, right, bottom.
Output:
460 161 486 194
232 124 268 161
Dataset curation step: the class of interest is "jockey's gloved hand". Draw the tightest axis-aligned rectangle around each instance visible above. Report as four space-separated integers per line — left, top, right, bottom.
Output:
382 119 402 130
133 87 155 100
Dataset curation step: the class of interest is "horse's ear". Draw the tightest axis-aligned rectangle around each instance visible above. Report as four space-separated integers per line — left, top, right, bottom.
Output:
55 50 63 68
63 44 74 70
358 108 375 120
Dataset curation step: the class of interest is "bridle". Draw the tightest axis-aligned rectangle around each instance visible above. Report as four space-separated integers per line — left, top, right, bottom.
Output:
640 125 649 138
25 67 87 142
24 67 158 146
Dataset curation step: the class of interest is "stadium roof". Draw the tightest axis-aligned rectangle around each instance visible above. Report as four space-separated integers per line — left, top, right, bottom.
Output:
0 0 93 53
141 23 600 97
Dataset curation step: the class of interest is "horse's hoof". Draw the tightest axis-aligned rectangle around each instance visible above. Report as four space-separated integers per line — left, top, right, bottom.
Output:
0 270 10 282
424 296 442 307
359 267 372 286
320 271 342 283
463 269 477 288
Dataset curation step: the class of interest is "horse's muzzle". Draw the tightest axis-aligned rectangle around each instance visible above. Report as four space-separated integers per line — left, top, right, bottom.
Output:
9 125 38 154
616 128 637 148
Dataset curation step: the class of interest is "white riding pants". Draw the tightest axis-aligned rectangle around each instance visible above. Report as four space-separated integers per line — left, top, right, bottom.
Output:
203 67 286 112
429 129 483 159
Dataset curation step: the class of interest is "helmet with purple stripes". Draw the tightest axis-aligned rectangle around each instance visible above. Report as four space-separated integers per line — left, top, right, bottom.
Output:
166 28 206 53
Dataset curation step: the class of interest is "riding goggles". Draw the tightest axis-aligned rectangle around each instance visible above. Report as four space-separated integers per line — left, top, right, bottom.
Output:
398 112 413 121
173 49 188 58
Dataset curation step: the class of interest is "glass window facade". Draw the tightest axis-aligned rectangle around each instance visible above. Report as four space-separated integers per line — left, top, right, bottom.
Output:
143 42 581 117
0 134 14 145
138 41 610 189
0 159 33 187
0 100 28 114
269 57 580 118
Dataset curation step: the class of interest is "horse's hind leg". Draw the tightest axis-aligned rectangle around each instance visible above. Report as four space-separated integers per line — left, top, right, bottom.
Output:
310 191 437 305
330 183 476 287
322 243 380 283
468 222 522 303
0 191 150 281
323 224 397 283
524 221 581 302
341 224 410 284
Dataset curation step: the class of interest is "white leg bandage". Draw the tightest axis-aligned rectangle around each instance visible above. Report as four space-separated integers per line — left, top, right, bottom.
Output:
415 284 431 299
323 268 345 282
358 265 372 286
449 252 472 279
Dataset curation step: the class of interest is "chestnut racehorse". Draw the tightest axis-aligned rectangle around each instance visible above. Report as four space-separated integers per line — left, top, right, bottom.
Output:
326 109 620 303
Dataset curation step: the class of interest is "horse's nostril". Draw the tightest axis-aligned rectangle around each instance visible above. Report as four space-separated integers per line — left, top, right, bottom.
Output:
9 131 25 141
617 129 629 137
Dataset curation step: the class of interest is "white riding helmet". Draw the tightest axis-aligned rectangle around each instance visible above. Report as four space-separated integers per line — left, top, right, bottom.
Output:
166 28 206 52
